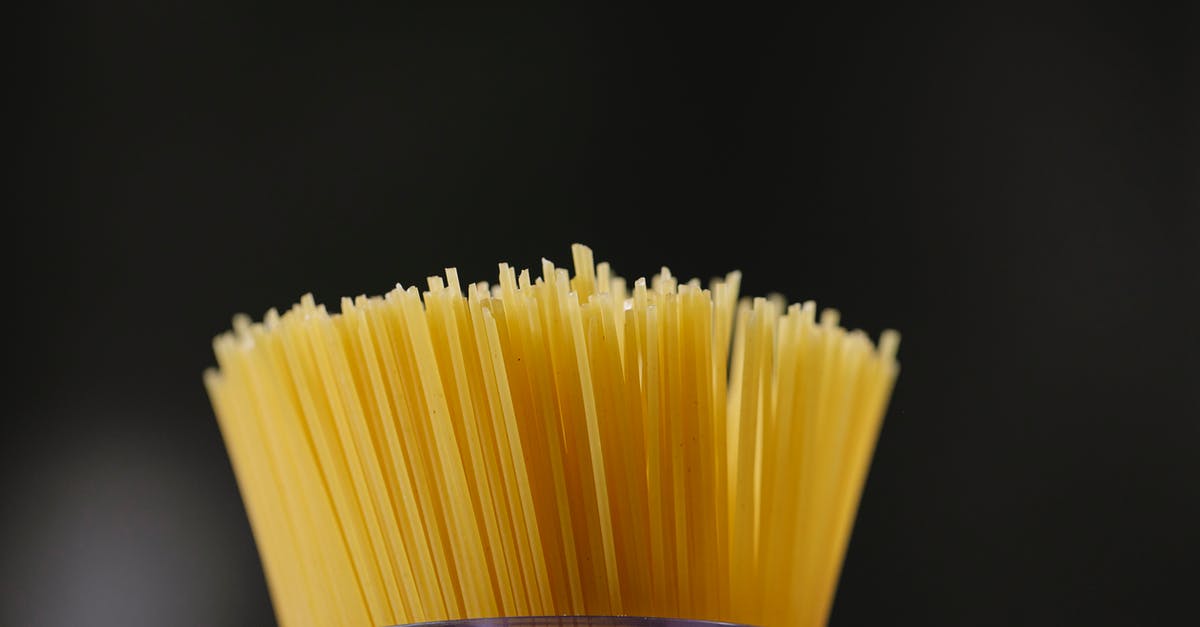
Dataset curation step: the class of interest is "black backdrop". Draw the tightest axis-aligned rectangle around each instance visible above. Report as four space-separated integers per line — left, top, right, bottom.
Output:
6 3 1197 626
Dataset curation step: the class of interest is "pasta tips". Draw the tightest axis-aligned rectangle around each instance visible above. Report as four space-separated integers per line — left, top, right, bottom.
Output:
205 244 900 627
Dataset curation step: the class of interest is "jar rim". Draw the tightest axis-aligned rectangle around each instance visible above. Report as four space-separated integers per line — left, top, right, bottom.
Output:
395 617 753 627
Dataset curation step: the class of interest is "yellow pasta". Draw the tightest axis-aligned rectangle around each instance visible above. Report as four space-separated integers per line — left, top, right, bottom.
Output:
205 244 899 627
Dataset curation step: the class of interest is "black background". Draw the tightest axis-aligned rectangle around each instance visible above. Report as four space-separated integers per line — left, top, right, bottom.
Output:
5 3 1197 626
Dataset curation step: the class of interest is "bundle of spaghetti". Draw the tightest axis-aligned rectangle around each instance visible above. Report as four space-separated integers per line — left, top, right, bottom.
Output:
204 244 899 627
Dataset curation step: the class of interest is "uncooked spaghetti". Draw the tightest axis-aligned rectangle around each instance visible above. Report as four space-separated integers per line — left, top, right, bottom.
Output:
204 244 899 627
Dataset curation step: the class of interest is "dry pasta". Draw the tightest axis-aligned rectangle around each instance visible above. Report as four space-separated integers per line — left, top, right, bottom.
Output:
205 244 900 627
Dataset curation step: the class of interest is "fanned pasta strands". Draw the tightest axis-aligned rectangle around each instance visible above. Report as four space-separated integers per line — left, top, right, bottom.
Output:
205 244 900 627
